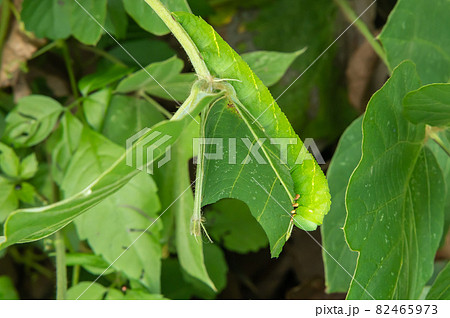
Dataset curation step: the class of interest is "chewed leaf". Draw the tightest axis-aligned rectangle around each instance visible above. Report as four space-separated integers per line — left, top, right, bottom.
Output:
175 12 331 230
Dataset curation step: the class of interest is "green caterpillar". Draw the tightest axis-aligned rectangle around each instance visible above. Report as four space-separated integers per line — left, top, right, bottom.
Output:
175 12 331 231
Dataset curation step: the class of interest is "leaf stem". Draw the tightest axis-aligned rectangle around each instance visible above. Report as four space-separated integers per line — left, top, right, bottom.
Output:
55 231 67 300
140 92 173 119
430 131 450 157
144 0 210 78
334 0 389 67
60 41 79 102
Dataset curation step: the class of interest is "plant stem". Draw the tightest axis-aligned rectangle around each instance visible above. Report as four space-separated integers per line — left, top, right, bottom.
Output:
191 109 211 240
144 0 210 78
31 41 59 60
334 0 389 67
0 0 10 67
430 131 450 157
55 231 67 300
60 41 79 102
140 92 173 119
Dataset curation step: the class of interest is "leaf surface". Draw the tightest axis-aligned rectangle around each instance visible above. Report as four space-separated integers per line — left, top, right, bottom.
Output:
403 83 450 127
345 62 446 299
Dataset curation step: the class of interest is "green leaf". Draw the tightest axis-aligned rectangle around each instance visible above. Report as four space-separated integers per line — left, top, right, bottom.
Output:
379 0 450 84
66 282 107 300
104 0 128 39
403 83 450 127
154 120 216 291
0 143 20 177
116 56 196 101
201 99 294 257
102 95 165 146
321 117 362 293
0 89 222 250
176 13 331 236
426 130 450 247
65 253 114 276
66 128 162 292
0 177 18 222
345 61 446 299
206 199 268 254
123 0 191 36
83 88 112 131
78 64 131 96
48 112 83 185
191 244 227 299
19 153 38 179
4 95 63 147
242 49 306 87
22 0 71 40
0 276 19 300
426 262 450 300
70 0 107 45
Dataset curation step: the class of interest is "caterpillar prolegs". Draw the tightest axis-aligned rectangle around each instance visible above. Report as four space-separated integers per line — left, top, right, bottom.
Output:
175 12 331 231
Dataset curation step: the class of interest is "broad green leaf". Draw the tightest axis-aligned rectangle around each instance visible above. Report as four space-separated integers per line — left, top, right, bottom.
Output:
426 262 450 300
4 95 63 147
16 182 36 204
154 120 216 291
116 56 196 101
321 117 362 293
66 128 162 292
242 49 306 87
20 153 38 179
124 0 190 36
202 99 294 257
78 64 131 96
65 253 114 276
0 143 20 177
66 282 107 300
48 112 83 185
426 130 450 247
345 61 446 299
22 0 71 40
190 244 227 299
403 83 450 127
0 276 19 300
379 0 450 84
205 199 268 254
83 88 112 131
70 0 107 45
102 95 165 146
176 12 331 247
0 89 222 250
104 0 128 39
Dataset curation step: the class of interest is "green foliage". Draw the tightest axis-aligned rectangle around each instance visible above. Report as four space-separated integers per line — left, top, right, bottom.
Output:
1 0 449 301
117 56 196 101
426 262 450 300
345 62 445 299
0 276 19 300
321 117 362 293
242 49 306 87
206 199 268 254
379 0 450 84
176 12 331 236
403 84 450 127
